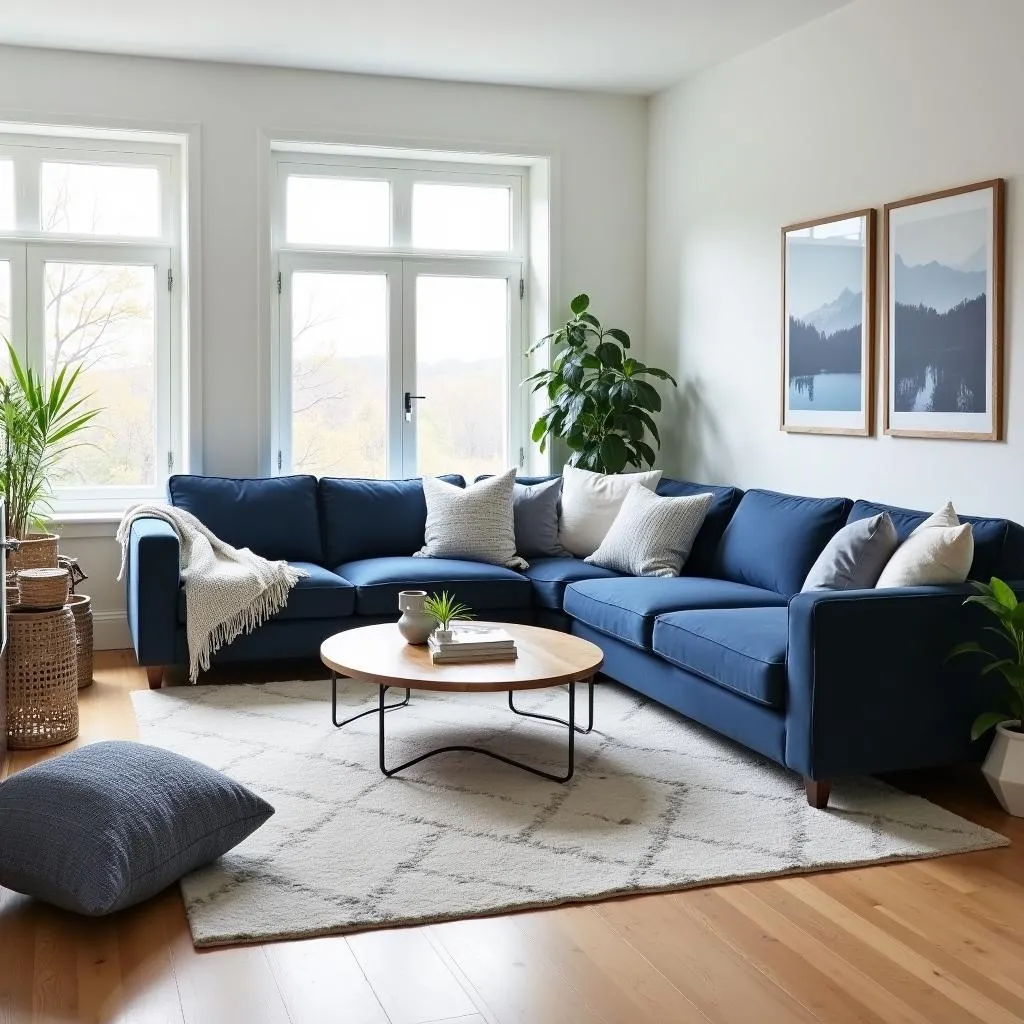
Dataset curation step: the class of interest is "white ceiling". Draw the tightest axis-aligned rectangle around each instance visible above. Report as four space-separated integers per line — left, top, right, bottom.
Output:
0 0 854 94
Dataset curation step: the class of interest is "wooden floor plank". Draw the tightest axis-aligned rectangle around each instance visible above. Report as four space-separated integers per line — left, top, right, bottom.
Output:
0 651 1021 1024
264 936 390 1024
347 927 481 1024
597 893 822 1024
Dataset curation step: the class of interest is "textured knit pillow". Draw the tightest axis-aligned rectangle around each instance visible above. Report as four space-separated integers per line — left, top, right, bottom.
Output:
514 477 569 559
585 486 713 577
559 465 662 558
802 512 898 591
0 741 274 916
875 501 974 589
416 468 525 569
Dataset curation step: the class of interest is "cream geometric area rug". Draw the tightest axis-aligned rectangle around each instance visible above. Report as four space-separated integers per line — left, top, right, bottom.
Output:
131 679 1008 948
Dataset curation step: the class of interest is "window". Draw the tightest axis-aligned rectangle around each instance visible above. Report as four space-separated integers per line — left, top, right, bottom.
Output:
271 151 526 482
0 133 183 511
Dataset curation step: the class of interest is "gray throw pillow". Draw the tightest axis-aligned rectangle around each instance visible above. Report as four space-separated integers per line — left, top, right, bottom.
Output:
802 512 898 591
0 741 274 916
585 486 713 577
416 468 525 569
514 477 569 559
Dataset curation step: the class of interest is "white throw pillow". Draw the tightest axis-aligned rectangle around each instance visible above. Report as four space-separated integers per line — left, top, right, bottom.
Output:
585 486 713 577
558 465 663 558
415 469 526 569
875 501 974 588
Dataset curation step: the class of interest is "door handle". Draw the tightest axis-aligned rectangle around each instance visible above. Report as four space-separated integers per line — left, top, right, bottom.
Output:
404 392 426 420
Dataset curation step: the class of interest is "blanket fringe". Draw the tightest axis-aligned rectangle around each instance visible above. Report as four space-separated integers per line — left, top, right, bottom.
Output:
190 569 304 682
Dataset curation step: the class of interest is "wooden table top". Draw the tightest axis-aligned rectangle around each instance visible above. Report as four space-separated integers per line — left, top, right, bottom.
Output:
320 622 603 693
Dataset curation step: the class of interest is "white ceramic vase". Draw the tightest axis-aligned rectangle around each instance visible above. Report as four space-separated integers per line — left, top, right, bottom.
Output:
981 721 1024 816
397 590 433 645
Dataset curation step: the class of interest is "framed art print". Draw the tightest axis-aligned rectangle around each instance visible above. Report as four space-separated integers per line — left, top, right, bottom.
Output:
884 179 1005 440
781 209 876 435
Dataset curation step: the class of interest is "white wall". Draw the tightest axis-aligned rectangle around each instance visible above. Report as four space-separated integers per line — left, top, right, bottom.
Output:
0 45 648 645
647 0 1023 521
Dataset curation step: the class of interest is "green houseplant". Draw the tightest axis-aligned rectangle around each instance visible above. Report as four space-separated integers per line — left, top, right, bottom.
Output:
526 294 677 473
948 577 1024 816
423 591 473 642
0 341 100 550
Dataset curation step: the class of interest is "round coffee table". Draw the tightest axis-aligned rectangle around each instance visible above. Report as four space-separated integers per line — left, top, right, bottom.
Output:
320 622 604 783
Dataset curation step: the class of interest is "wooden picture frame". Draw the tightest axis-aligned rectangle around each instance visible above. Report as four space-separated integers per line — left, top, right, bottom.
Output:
780 209 876 436
883 179 1005 440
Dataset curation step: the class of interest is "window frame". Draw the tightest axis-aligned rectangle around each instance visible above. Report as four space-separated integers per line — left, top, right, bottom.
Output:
0 132 184 513
270 150 529 480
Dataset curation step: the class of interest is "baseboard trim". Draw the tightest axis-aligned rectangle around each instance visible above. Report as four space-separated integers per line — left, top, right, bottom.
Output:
94 611 131 651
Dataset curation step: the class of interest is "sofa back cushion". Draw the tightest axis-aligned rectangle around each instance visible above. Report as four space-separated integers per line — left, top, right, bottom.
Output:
319 475 465 566
712 488 852 597
847 499 1024 581
168 474 322 563
656 478 743 577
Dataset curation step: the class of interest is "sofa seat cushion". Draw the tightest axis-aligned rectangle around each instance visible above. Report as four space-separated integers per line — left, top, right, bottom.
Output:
523 557 620 610
847 498 1024 581
177 562 354 624
652 608 789 709
712 489 852 597
168 474 323 563
563 577 786 650
337 557 531 617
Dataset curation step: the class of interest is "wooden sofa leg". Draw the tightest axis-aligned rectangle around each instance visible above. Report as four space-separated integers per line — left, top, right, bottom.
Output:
145 666 164 690
804 778 831 809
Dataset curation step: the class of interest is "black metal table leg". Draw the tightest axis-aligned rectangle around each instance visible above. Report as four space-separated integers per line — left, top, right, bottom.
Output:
378 681 577 783
508 676 595 734
332 670 410 728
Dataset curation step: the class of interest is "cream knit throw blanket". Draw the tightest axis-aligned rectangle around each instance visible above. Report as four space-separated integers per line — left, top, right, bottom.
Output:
117 504 308 683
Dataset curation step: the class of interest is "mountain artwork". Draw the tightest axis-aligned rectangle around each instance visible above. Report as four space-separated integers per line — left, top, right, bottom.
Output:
782 210 874 435
885 181 1004 440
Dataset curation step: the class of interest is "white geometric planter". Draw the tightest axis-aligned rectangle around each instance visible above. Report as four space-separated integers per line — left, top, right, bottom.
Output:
981 721 1024 817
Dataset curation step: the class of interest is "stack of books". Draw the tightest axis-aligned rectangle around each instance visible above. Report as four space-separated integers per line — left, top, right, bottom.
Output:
429 625 519 664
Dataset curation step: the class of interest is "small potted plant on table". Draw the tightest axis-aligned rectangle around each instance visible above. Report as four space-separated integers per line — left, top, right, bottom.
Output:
949 577 1024 816
423 591 473 644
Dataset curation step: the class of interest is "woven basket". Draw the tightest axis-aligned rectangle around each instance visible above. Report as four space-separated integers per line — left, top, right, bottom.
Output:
18 568 70 610
6 607 79 749
67 594 94 690
7 533 60 572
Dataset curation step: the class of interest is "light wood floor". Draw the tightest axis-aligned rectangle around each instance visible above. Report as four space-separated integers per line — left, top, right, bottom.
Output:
1 652 1022 1024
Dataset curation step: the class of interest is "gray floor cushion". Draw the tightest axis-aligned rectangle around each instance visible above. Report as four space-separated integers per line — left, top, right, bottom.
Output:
0 740 274 916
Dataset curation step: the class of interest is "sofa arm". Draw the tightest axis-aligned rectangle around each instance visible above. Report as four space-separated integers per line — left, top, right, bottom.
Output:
785 584 1016 780
125 518 181 667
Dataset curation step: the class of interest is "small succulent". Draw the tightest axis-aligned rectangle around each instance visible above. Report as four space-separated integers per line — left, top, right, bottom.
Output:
423 591 474 632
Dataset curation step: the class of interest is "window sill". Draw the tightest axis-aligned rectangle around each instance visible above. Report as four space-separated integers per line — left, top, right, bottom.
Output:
48 507 164 541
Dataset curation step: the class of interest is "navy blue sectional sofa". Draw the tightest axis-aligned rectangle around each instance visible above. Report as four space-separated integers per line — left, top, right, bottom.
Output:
125 472 1024 808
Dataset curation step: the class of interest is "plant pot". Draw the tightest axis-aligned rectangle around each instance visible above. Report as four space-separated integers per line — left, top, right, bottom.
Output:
397 590 433 645
981 720 1024 816
7 532 60 572
433 629 453 644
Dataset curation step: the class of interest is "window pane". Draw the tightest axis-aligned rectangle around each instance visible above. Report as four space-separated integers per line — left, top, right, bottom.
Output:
415 276 508 480
41 162 161 236
291 271 388 478
0 260 10 377
0 161 13 230
286 177 390 247
412 183 511 252
44 262 157 487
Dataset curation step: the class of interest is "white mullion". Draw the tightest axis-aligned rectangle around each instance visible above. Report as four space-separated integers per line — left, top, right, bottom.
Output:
276 253 296 476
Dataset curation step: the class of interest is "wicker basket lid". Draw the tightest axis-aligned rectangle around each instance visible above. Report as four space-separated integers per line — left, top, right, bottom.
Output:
17 568 69 582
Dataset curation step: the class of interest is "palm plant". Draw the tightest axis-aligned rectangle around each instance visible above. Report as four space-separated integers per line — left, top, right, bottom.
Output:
0 341 101 538
948 577 1024 739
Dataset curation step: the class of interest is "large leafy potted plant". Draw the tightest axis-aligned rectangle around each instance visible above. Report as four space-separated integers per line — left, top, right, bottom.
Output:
948 577 1024 815
526 294 677 473
0 342 100 568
